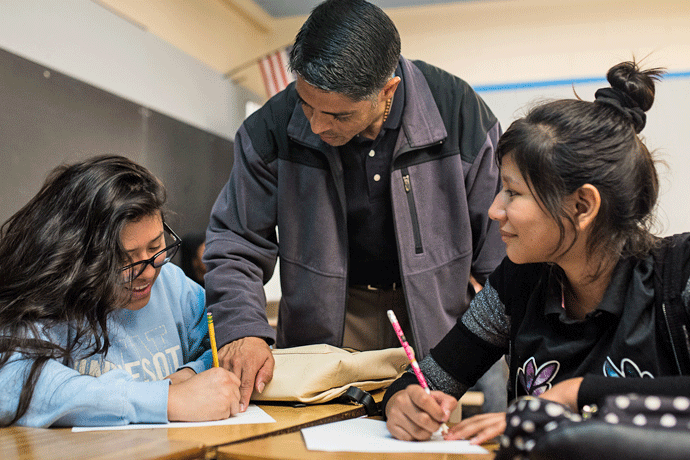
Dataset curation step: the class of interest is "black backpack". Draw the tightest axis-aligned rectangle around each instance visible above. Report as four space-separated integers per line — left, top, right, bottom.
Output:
652 232 690 375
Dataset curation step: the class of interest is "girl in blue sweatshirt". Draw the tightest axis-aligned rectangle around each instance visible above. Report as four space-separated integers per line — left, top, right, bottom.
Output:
0 155 241 427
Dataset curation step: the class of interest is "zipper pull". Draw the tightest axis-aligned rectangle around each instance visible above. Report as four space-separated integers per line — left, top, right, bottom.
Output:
402 174 411 193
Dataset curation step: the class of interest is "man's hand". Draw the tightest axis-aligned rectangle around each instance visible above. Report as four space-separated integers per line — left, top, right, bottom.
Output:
218 337 274 412
385 385 457 441
167 367 241 421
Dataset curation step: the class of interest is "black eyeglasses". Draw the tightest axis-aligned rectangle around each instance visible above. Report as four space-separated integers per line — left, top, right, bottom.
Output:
121 222 181 283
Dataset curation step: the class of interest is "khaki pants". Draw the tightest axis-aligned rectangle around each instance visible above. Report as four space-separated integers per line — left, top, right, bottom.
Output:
343 284 508 414
342 285 414 351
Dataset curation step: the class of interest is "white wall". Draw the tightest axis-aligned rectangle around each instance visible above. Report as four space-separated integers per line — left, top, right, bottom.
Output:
0 0 260 140
389 0 690 86
479 74 690 236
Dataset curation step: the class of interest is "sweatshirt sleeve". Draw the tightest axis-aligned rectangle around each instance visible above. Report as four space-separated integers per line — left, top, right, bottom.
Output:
0 356 169 427
174 268 213 374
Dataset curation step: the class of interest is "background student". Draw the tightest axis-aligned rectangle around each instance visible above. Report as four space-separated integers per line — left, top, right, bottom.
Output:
180 232 207 287
383 60 690 443
0 155 240 427
204 0 506 413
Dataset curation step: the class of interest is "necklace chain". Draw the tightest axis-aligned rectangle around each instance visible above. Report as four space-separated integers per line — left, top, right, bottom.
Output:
382 97 392 123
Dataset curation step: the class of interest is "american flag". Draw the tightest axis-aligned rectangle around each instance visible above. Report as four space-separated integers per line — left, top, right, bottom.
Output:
257 46 295 98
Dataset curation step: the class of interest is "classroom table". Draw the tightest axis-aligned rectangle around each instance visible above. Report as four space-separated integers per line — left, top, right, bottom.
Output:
165 395 382 447
0 426 206 460
0 390 494 460
0 392 384 460
216 429 499 460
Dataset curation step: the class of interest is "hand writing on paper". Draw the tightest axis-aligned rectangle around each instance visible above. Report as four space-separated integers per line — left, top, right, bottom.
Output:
445 411 506 444
218 336 275 412
167 367 241 421
165 367 196 385
539 377 583 412
386 384 456 441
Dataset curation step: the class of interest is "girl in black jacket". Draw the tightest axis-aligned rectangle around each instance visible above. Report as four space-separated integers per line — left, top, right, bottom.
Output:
383 60 690 444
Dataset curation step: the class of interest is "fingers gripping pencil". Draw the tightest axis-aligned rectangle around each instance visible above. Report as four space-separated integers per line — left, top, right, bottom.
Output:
387 310 449 435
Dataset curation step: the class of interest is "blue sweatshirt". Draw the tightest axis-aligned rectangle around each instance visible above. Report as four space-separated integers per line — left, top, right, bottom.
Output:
0 263 212 427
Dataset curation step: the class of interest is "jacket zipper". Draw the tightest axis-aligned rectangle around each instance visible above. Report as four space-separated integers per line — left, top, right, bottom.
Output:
401 168 423 254
682 324 690 368
662 302 684 375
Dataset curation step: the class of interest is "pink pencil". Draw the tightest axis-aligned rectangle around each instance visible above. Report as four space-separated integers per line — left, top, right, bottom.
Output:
387 310 449 435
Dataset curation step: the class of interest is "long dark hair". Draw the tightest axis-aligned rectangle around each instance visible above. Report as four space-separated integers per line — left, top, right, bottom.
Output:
0 155 166 425
496 61 665 267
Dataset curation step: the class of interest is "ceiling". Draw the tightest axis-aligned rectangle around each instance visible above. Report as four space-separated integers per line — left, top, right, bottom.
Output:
252 0 472 18
93 0 488 98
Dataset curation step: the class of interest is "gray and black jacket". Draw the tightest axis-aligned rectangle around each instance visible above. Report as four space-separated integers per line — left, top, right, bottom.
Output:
204 56 505 357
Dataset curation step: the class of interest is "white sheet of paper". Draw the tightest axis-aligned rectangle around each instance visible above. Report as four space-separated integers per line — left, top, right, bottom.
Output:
71 404 275 432
301 418 488 454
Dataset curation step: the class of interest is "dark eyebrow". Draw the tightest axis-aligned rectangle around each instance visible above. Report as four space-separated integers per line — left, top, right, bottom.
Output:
501 172 519 186
125 231 164 254
295 93 309 107
295 92 355 118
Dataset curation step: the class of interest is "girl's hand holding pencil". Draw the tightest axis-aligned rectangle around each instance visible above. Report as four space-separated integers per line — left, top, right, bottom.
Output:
167 365 242 421
387 310 458 440
164 311 243 422
384 374 458 442
385 310 504 445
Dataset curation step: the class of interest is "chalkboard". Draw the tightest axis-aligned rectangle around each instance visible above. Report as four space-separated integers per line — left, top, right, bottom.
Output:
0 46 233 240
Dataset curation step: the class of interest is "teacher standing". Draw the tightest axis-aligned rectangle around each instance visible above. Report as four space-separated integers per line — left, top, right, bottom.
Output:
204 0 505 411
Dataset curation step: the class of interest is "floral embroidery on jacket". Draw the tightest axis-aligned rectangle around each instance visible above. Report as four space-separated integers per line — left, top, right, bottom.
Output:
603 357 654 379
516 357 560 397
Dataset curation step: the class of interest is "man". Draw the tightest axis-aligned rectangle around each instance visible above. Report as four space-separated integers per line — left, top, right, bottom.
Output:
204 0 505 412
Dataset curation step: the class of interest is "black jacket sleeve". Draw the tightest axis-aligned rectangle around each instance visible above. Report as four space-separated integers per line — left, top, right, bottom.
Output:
578 374 690 409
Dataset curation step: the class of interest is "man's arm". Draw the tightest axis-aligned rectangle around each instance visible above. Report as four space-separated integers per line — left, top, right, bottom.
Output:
459 88 505 284
203 123 279 411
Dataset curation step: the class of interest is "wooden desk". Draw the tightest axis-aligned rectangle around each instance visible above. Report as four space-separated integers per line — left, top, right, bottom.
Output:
0 426 205 460
216 430 499 460
0 393 383 460
165 395 382 447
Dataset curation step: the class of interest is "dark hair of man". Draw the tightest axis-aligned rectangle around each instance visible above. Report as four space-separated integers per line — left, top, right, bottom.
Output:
0 155 167 425
288 0 401 101
495 61 666 269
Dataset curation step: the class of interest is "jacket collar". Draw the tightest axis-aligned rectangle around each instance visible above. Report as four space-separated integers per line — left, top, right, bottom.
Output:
286 56 447 152
397 56 447 149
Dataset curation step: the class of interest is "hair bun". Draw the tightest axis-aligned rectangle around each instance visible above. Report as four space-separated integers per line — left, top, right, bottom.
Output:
595 61 665 133
594 87 647 133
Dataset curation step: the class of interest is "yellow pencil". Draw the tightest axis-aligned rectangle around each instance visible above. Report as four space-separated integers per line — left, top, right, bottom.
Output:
207 312 219 368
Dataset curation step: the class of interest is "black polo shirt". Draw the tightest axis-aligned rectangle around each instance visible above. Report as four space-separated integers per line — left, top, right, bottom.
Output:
339 69 405 287
505 255 677 399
